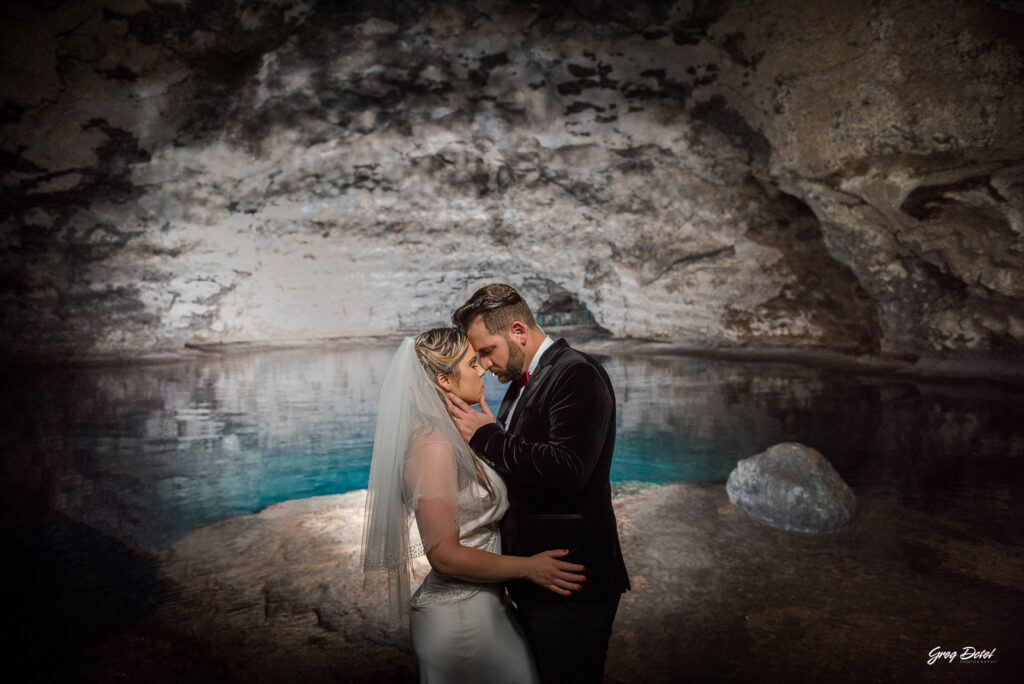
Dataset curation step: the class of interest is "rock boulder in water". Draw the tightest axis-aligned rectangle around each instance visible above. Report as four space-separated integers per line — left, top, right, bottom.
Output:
726 443 856 533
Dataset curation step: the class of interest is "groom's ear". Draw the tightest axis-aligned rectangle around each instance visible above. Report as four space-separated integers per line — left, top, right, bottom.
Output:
509 321 528 344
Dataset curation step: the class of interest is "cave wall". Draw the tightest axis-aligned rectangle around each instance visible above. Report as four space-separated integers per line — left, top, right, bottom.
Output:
1 0 1021 361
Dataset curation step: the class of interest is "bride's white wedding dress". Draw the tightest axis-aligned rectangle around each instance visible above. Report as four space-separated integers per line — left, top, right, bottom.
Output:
408 445 539 684
361 337 538 683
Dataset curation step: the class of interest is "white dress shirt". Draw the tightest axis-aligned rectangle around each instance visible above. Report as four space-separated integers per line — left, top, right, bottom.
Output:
503 335 554 430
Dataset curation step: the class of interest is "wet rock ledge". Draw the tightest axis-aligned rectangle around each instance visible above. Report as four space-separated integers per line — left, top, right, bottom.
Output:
77 483 1023 683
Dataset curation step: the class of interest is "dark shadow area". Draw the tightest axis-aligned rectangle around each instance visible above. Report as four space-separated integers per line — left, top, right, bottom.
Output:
0 481 163 681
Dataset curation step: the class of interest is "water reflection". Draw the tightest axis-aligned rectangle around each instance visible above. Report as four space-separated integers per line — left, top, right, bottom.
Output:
2 343 1022 552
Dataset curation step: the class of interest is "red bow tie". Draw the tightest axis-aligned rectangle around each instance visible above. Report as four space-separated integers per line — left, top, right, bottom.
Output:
515 371 530 390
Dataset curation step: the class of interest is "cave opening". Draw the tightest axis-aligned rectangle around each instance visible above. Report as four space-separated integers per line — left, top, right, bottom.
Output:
740 180 884 354
535 289 610 336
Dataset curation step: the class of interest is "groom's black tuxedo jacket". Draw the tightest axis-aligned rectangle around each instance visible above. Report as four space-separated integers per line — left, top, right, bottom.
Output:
469 338 630 605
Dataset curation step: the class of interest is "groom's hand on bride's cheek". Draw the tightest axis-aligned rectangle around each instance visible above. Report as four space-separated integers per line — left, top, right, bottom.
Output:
446 392 495 441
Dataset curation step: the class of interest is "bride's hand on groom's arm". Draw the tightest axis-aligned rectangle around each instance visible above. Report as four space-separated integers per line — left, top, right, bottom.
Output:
446 393 495 442
523 549 586 597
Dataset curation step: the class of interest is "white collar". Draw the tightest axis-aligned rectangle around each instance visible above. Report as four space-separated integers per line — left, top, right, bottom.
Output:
528 335 555 376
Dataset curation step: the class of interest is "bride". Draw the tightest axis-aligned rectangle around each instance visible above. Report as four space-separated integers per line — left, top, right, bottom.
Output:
361 328 585 683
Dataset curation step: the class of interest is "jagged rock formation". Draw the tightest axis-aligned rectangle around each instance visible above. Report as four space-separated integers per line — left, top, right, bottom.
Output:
2 0 1021 362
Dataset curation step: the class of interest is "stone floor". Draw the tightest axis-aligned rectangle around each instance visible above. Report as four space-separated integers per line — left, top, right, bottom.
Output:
33 482 1024 683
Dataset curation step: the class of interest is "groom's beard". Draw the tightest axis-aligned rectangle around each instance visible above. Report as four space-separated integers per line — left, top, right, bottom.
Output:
495 337 525 383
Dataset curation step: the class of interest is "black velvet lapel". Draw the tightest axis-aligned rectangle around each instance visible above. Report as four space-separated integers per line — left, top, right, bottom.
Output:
504 339 566 433
495 382 518 425
495 339 566 429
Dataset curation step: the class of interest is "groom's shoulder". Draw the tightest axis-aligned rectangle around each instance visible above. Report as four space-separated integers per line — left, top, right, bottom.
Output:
556 338 602 363
545 339 594 364
548 341 612 387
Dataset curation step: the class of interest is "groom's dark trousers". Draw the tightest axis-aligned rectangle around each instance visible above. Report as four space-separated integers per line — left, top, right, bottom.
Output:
470 339 630 684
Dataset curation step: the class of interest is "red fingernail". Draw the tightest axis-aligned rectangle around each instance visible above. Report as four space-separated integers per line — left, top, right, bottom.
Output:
563 549 569 553
576 584 582 590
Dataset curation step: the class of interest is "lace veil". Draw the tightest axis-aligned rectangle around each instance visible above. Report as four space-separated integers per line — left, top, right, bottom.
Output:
360 337 485 622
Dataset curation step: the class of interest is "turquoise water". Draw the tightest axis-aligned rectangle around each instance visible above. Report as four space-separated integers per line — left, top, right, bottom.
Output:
3 343 1022 551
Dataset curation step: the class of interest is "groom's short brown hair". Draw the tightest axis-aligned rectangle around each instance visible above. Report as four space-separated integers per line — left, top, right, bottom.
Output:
452 283 538 333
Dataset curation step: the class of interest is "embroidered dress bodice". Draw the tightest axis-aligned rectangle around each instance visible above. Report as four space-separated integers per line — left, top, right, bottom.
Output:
410 458 509 607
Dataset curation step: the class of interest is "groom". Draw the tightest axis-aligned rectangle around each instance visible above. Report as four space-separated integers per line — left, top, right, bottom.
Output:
447 283 630 684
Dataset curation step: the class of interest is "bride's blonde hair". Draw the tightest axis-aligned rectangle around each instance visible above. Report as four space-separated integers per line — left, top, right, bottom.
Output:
414 327 495 498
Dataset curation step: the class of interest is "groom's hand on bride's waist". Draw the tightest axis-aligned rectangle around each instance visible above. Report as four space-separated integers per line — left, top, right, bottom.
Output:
446 393 496 442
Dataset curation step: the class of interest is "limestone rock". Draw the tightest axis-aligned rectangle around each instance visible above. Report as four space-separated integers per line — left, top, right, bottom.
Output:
97 482 1023 683
157 490 428 682
726 442 856 533
1 0 1021 362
